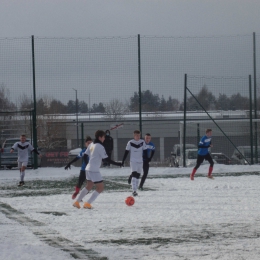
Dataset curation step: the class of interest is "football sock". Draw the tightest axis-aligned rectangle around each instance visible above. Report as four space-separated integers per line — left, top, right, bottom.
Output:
87 191 100 204
136 178 139 190
191 168 196 177
131 177 136 191
75 186 80 193
77 187 89 202
208 166 213 176
20 171 25 181
132 177 138 191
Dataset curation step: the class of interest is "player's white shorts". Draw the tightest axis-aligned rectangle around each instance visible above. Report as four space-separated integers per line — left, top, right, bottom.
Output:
130 161 143 174
86 171 103 183
18 161 28 168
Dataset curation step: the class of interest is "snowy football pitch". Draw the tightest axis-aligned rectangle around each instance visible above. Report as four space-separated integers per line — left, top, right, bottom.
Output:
1 165 260 260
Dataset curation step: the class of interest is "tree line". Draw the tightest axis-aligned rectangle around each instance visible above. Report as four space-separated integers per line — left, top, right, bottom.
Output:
0 84 257 116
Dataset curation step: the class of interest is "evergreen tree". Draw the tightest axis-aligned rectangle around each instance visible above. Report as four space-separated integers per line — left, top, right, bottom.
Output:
67 100 76 113
91 102 105 113
79 101 88 113
49 99 67 114
129 90 161 112
36 98 48 115
216 94 230 110
159 95 167 111
229 93 249 110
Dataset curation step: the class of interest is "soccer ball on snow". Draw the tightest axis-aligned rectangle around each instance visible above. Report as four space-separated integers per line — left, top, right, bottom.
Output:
125 196 135 206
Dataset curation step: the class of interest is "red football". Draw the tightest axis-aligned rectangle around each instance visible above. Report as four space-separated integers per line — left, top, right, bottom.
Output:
125 196 135 206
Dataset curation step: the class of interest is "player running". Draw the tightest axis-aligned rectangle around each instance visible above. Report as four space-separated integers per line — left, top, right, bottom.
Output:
127 133 155 190
121 130 147 196
73 130 121 209
10 134 41 186
64 136 92 199
190 128 214 180
139 133 155 190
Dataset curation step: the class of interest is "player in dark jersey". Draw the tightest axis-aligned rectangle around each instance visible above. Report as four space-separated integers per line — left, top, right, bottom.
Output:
10 134 41 186
64 136 92 199
103 130 113 167
190 128 214 180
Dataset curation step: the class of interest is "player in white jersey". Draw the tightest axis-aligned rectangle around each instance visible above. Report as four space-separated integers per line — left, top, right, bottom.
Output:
73 130 121 209
121 130 147 196
10 134 41 186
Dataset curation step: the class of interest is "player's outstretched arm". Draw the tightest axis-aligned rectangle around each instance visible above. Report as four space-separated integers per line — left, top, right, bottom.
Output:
121 150 129 166
32 149 41 156
148 150 155 162
65 156 79 170
10 142 17 153
198 144 211 148
83 154 89 165
102 158 121 167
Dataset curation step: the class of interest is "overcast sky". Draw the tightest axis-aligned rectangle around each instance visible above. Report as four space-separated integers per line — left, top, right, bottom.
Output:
0 0 260 107
1 0 260 38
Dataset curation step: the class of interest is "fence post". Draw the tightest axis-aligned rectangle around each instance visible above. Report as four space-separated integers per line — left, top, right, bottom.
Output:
186 82 250 165
31 35 38 169
138 34 142 135
249 75 254 165
197 123 200 146
81 123 84 149
183 74 187 167
0 135 1 170
253 32 258 163
30 109 33 142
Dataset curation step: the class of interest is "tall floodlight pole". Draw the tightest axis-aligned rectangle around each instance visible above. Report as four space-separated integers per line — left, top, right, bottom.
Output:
73 88 79 147
31 35 38 169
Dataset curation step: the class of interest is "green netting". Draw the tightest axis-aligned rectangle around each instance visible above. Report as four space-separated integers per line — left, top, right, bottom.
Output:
184 75 258 166
0 34 259 166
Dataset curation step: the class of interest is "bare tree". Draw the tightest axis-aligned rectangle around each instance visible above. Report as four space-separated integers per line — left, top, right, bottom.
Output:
37 115 66 149
0 84 16 110
18 94 33 111
104 99 128 120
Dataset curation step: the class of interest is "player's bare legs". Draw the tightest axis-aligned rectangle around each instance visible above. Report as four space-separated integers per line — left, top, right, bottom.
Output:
82 182 104 208
94 182 104 193
85 180 94 191
18 165 27 186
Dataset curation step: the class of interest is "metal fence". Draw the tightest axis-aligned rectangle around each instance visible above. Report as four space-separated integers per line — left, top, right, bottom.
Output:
0 33 259 167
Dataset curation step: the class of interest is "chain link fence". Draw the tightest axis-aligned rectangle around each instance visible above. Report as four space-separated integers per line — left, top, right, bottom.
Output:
0 33 259 167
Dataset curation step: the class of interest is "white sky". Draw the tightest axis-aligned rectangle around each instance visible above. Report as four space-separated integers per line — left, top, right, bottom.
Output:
0 0 260 106
0 0 260 38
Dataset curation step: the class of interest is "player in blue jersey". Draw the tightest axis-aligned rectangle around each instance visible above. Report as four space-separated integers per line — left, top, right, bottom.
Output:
64 136 92 199
139 133 155 190
126 133 155 191
190 128 214 180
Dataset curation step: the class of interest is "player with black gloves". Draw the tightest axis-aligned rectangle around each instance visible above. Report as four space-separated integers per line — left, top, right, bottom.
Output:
127 133 155 190
11 134 41 187
64 136 92 199
121 130 147 197
139 133 155 190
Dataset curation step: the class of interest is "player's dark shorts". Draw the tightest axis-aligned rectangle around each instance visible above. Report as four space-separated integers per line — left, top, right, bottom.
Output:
195 153 214 169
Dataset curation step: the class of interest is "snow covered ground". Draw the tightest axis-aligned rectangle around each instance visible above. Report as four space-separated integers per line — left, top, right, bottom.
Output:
1 164 260 260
